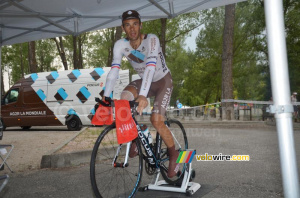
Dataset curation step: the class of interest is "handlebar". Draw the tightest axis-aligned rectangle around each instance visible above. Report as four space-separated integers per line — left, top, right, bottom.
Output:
95 97 138 108
95 97 112 107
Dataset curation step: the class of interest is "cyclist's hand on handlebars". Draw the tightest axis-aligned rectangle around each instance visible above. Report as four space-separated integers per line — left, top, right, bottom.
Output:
135 95 148 115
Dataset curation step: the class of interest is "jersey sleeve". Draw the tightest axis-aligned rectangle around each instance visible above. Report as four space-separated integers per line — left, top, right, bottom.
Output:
111 40 123 69
104 67 120 97
104 40 123 97
139 34 159 97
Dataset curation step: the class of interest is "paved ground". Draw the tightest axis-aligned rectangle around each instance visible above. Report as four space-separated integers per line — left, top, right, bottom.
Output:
0 122 300 197
0 126 80 172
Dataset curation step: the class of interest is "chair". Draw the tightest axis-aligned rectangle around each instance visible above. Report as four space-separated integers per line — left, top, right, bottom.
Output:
0 144 14 173
0 121 14 192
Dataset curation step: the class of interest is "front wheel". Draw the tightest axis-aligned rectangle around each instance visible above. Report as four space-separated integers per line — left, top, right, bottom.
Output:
160 119 188 185
90 123 143 198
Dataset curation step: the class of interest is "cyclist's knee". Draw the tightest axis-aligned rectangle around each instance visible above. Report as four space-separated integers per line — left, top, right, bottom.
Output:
120 88 137 101
150 113 165 129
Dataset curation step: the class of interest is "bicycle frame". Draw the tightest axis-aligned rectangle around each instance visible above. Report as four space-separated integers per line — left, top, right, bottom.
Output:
98 97 168 171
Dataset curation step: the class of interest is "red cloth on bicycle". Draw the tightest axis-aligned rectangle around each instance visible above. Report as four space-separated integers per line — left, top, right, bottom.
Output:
91 103 113 126
114 100 138 144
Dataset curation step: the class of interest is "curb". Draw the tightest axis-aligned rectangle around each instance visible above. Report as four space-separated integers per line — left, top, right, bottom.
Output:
40 127 87 169
41 150 92 169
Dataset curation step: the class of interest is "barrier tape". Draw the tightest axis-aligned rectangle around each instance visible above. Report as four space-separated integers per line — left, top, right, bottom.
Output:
167 99 300 112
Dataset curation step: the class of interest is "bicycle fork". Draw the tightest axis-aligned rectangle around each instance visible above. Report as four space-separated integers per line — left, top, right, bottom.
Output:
112 142 131 168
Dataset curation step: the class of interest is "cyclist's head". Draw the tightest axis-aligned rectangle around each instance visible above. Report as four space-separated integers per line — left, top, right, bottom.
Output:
122 10 141 25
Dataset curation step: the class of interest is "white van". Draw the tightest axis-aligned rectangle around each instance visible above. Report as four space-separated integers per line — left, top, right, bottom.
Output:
1 67 129 130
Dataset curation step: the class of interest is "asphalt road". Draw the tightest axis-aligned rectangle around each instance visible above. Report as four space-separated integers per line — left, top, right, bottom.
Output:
1 124 300 197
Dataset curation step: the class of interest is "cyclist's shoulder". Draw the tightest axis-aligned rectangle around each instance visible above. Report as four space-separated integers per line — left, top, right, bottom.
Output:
115 38 130 46
145 33 159 40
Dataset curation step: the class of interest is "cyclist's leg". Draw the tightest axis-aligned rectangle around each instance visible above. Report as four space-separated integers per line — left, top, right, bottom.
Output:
120 81 141 157
120 80 140 100
149 73 179 178
150 73 174 148
150 113 174 147
151 113 179 178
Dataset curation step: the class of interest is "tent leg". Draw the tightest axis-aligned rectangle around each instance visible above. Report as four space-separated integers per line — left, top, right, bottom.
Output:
264 0 299 197
0 27 2 115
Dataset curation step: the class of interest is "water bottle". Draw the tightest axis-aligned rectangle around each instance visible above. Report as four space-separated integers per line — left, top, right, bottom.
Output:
140 124 152 144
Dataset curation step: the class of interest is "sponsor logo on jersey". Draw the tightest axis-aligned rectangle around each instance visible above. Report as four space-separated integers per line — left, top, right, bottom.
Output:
159 52 168 73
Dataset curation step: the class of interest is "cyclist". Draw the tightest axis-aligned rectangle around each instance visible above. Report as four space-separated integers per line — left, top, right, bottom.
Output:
103 10 179 178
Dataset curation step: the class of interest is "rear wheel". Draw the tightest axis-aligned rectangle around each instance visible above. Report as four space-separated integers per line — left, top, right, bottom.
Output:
160 119 188 185
90 123 143 198
66 115 82 131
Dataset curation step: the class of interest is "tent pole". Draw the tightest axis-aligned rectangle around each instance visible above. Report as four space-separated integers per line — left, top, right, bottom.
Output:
264 0 299 197
0 27 2 115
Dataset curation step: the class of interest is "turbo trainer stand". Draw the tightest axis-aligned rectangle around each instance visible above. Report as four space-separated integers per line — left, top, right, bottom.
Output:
140 162 201 196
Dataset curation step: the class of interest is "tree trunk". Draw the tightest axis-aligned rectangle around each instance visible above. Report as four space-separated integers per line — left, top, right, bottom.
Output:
160 18 167 57
52 37 68 70
115 26 122 41
1 69 4 96
107 27 115 67
78 35 83 69
40 51 44 72
221 4 235 120
73 35 78 69
28 41 38 73
20 44 24 78
59 37 68 70
7 68 11 90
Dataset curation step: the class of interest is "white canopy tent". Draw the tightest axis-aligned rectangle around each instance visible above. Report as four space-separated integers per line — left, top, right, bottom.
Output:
0 0 245 46
0 0 298 197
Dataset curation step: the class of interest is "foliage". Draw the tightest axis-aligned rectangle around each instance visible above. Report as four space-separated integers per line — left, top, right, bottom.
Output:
86 30 113 68
2 43 29 86
36 40 57 72
185 1 269 105
285 0 300 95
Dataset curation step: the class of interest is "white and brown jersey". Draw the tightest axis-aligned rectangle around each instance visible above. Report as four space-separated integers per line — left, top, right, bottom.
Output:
104 34 170 97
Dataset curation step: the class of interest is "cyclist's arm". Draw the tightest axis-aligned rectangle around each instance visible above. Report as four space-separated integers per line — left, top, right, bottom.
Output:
104 40 122 97
138 34 159 97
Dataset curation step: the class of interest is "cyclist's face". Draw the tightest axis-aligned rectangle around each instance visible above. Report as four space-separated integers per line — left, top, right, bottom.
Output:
122 19 142 41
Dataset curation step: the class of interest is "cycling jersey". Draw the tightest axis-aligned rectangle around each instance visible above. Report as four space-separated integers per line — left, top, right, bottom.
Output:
104 34 170 97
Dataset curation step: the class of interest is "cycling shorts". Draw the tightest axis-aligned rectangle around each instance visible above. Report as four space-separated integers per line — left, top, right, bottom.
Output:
127 72 173 116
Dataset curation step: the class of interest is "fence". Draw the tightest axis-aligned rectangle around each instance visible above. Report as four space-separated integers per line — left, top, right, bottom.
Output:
166 100 300 121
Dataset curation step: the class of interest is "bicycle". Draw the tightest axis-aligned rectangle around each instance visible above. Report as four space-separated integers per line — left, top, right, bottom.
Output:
90 97 189 198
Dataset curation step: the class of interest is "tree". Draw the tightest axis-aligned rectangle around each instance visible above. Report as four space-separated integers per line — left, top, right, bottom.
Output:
193 7 225 105
52 37 68 70
221 4 235 120
192 2 269 107
72 34 87 69
36 39 56 72
285 0 300 94
28 41 38 73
